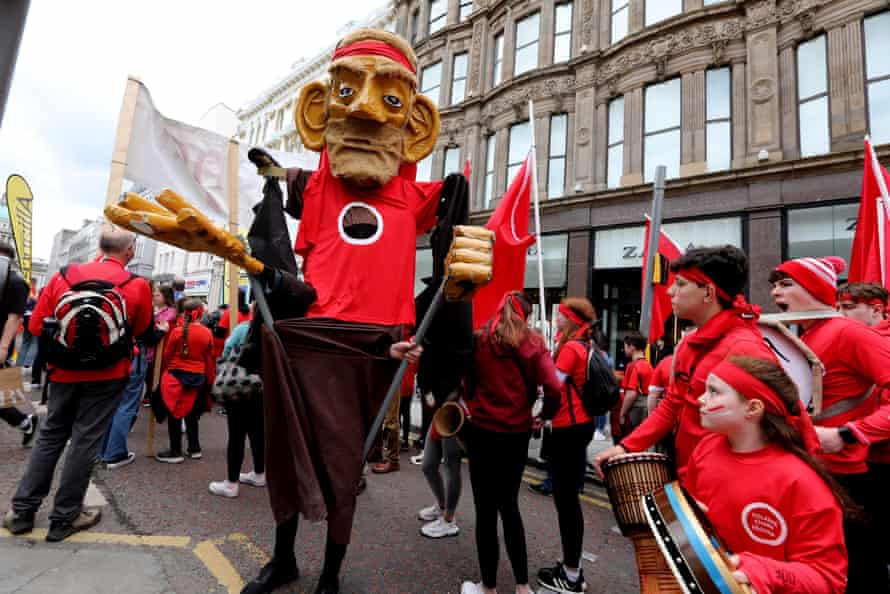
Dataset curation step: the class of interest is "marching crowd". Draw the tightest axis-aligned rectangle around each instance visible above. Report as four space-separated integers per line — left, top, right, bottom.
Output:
2 226 890 594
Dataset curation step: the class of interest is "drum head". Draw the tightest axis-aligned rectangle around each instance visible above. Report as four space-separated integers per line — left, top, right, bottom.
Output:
758 321 815 409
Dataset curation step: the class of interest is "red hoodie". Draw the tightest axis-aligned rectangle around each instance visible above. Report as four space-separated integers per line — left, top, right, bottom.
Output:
467 331 562 433
842 318 890 464
621 310 775 481
686 434 847 594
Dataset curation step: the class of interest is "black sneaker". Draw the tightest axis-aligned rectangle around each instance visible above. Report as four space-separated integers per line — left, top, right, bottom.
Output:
155 450 184 464
538 562 586 593
104 452 136 470
21 414 38 447
187 449 202 460
3 509 34 535
46 508 102 542
240 558 299 594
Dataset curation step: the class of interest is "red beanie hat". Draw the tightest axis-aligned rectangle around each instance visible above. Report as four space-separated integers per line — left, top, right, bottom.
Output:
774 257 846 306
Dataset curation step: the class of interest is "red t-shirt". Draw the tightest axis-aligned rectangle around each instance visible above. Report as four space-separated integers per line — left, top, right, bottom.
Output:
685 434 847 594
29 257 153 383
295 153 442 326
553 340 593 428
621 358 653 405
801 317 890 474
648 355 672 396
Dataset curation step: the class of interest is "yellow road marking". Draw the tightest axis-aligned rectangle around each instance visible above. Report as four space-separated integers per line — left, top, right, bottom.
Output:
194 539 245 594
521 472 612 510
0 527 191 548
228 532 271 564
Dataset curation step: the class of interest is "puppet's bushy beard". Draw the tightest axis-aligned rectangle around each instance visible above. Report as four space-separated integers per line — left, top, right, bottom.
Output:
326 118 404 188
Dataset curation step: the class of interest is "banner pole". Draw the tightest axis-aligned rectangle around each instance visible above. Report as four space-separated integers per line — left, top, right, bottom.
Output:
640 165 666 341
105 76 141 209
527 99 549 347
227 139 240 328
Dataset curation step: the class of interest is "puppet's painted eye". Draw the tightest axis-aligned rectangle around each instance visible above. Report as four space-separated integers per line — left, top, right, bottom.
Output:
383 95 402 108
339 86 354 98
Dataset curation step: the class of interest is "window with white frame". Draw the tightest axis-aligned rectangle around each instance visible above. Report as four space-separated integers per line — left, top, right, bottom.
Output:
706 68 731 172
865 12 890 146
514 13 540 76
484 134 496 206
548 114 568 197
607 97 625 188
797 35 830 158
645 0 682 26
429 0 447 35
703 0 725 5
554 3 573 63
644 78 682 182
492 32 504 87
507 121 531 183
460 0 473 21
443 147 461 176
611 0 629 44
451 53 468 105
416 155 433 182
421 61 442 106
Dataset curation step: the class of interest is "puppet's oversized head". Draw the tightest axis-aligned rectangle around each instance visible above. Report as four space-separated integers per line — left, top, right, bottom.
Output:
295 29 440 188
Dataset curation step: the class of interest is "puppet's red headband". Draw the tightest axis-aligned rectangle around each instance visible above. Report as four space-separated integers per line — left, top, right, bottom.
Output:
332 41 416 75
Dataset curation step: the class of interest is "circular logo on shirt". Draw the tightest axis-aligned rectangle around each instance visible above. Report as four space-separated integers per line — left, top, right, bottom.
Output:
337 201 383 246
741 502 788 546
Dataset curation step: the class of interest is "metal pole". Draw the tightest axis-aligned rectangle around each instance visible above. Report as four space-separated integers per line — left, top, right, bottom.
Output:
0 0 30 127
527 99 549 346
639 165 666 340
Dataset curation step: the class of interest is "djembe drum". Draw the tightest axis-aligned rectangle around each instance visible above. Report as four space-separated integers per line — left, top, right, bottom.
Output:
602 452 681 594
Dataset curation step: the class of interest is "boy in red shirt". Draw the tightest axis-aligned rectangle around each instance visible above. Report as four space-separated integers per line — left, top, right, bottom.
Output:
618 331 652 434
771 257 890 592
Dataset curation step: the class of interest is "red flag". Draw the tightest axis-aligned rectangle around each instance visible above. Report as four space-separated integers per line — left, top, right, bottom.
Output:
848 138 890 286
641 219 684 343
463 158 471 181
472 153 536 329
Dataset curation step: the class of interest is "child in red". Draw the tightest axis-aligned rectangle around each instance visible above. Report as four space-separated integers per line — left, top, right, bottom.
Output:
618 331 653 435
686 356 847 594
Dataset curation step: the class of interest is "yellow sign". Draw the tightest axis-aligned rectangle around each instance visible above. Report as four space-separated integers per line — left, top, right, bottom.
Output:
4 175 33 285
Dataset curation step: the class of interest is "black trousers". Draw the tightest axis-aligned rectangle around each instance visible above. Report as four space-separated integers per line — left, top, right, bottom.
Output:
166 406 201 454
225 397 264 482
0 406 27 428
549 422 595 569
399 395 411 444
463 422 530 589
834 471 890 593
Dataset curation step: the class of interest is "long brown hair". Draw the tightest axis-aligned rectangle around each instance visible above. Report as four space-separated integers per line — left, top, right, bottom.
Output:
180 299 202 357
556 297 597 353
727 356 857 516
482 291 534 349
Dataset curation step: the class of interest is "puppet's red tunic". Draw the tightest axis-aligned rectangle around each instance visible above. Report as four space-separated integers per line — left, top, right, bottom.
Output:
685 434 847 594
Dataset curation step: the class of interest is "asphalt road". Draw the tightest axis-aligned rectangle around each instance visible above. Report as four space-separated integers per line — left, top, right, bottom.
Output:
0 393 639 594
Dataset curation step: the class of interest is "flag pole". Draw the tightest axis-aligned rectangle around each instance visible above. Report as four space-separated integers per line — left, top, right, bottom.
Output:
640 165 666 340
105 76 141 209
527 99 549 346
227 138 240 329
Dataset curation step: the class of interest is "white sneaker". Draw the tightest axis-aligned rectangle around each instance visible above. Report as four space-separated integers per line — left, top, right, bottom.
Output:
421 517 459 538
410 453 424 465
417 504 443 521
209 480 239 498
593 430 607 441
460 581 484 594
239 471 266 487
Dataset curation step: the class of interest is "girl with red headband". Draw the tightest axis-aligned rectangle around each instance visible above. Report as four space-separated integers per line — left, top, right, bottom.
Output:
460 291 562 594
686 356 848 594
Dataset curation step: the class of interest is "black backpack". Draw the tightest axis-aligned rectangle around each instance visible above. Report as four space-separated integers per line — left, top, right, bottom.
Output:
565 340 621 417
45 265 136 370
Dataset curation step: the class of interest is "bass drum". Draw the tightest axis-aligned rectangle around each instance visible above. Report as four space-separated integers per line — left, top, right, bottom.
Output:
756 318 823 415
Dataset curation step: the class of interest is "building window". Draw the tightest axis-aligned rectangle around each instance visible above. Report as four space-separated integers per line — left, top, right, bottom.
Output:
443 147 460 176
514 13 540 77
645 0 682 26
459 0 473 21
416 155 433 182
607 97 625 189
611 0 629 44
429 0 447 35
644 78 682 182
492 32 504 87
421 61 442 107
554 3 573 63
706 68 731 172
865 12 890 146
484 134 496 207
548 114 567 197
797 35 829 158
451 53 468 105
787 203 857 266
703 0 726 4
507 120 531 183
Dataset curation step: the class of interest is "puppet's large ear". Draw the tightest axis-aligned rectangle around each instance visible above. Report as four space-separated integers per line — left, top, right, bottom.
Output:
403 94 440 164
295 81 329 152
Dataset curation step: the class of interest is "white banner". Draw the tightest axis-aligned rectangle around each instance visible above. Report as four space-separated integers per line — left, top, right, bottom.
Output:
124 82 317 227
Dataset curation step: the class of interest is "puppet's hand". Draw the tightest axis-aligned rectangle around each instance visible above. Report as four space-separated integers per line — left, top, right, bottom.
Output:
443 225 494 302
104 190 264 275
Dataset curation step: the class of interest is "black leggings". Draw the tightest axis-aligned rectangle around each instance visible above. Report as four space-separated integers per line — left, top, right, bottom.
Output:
464 422 530 589
400 396 411 444
549 423 595 569
166 406 201 454
225 397 264 482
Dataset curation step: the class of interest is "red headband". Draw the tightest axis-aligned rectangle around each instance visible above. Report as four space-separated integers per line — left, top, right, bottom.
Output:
838 292 887 308
677 267 732 303
558 303 587 328
332 40 416 74
488 292 527 334
710 359 819 454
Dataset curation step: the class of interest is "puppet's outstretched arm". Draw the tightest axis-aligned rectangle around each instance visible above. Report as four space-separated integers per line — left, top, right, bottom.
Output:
104 190 264 275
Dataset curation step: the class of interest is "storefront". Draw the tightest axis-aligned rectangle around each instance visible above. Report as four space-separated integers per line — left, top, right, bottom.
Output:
183 271 211 298
785 202 857 271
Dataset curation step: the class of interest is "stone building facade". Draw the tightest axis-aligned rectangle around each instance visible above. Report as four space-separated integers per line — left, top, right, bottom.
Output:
396 0 890 358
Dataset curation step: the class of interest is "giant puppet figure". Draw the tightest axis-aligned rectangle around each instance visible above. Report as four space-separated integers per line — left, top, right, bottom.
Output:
106 29 492 594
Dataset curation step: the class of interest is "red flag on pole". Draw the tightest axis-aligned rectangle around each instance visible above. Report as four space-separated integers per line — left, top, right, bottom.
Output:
472 153 536 329
641 219 684 343
849 138 890 286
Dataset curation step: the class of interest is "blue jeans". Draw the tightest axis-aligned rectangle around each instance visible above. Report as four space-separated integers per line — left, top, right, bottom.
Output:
99 352 147 461
17 328 38 368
